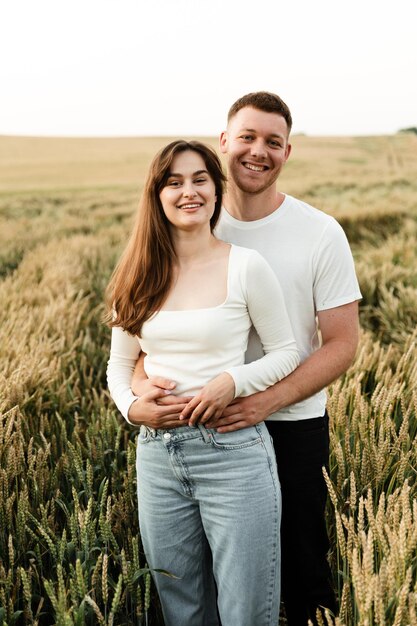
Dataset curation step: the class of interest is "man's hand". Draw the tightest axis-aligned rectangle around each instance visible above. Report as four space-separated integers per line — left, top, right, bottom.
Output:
128 387 192 429
134 375 173 399
204 391 271 432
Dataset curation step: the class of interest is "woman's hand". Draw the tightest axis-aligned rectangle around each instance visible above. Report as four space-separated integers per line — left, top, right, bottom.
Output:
128 388 192 429
180 373 236 427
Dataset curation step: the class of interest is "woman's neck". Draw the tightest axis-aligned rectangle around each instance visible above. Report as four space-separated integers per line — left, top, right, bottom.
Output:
172 228 220 266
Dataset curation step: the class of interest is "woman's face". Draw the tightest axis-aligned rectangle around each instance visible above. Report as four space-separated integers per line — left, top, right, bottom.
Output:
159 150 217 231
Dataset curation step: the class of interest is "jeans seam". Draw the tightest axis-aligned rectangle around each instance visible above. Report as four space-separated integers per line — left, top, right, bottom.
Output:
257 424 280 625
167 440 195 498
209 437 262 450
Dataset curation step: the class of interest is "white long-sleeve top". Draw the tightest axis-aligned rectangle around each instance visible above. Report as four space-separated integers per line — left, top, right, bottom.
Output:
107 245 299 422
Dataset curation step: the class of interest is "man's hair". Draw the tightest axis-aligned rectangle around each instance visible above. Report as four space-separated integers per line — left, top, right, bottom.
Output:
227 91 292 133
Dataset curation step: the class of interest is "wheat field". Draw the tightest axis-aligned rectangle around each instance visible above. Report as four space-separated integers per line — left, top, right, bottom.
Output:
0 132 416 625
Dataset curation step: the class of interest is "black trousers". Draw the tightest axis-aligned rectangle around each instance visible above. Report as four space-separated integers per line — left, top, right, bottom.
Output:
266 414 337 626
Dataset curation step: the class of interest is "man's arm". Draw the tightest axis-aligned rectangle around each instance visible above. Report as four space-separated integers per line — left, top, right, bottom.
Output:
205 301 359 432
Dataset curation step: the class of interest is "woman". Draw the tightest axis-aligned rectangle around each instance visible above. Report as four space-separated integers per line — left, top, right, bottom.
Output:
106 140 299 626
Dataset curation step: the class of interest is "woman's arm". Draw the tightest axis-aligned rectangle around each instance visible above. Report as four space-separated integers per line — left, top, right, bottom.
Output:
205 301 359 432
107 326 142 423
107 327 190 427
225 250 299 396
183 250 299 425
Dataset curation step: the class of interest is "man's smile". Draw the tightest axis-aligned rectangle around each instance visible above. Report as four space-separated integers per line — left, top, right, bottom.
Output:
242 162 269 172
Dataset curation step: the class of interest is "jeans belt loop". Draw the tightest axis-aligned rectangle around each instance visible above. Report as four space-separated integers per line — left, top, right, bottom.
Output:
198 424 213 444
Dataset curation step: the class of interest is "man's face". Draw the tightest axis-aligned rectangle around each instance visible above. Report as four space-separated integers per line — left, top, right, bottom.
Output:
220 106 291 195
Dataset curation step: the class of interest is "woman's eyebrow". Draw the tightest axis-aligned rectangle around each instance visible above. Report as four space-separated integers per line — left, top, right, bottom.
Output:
168 169 208 177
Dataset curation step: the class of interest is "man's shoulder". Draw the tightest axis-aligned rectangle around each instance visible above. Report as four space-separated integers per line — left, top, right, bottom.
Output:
284 194 337 224
216 195 343 244
278 195 344 243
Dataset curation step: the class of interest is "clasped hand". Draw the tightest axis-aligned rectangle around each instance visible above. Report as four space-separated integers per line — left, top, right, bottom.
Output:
179 372 236 426
129 373 236 429
127 380 191 429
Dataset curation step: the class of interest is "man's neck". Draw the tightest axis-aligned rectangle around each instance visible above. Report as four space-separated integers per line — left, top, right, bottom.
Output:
223 185 286 222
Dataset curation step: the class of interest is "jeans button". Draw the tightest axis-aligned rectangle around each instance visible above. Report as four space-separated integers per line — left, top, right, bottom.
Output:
163 433 172 440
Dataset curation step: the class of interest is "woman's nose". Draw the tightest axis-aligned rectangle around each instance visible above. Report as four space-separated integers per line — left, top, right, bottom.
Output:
183 184 197 198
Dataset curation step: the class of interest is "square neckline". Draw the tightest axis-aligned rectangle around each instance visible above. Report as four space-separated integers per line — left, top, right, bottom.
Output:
157 244 234 313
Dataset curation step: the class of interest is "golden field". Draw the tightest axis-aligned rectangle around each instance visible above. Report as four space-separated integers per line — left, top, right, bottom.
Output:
0 133 416 625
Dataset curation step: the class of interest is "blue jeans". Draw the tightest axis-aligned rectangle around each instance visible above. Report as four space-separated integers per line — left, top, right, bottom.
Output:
136 422 281 626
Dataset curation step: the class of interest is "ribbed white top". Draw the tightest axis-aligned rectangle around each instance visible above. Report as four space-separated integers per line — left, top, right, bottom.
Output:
107 245 299 421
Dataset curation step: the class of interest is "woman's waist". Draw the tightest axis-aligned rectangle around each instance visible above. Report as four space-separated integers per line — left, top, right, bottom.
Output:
143 357 244 396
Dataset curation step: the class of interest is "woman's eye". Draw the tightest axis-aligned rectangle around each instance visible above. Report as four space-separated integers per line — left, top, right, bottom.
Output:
168 181 180 187
194 178 207 184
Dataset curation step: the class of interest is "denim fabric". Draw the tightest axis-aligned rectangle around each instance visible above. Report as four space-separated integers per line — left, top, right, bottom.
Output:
136 422 281 626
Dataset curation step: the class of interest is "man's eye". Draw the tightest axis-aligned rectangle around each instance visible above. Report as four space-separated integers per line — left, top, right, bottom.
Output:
269 140 280 148
241 135 253 141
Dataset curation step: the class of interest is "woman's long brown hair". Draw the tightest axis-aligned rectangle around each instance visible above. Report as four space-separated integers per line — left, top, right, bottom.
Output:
105 140 226 336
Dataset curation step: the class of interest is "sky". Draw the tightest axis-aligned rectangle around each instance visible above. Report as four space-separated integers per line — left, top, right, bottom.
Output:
1 0 416 137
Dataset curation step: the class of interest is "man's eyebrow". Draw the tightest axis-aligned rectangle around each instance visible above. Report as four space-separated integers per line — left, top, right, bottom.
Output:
239 128 285 139
168 169 208 177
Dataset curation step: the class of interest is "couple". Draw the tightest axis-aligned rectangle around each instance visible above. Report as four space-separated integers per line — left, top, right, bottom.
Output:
106 91 361 626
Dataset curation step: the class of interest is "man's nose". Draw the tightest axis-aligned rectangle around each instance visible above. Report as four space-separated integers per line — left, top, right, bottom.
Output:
250 139 267 159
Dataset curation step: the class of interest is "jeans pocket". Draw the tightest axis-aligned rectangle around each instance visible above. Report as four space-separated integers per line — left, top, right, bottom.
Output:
209 426 262 450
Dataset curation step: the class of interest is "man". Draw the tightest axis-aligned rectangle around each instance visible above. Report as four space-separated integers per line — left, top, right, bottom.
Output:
130 92 361 625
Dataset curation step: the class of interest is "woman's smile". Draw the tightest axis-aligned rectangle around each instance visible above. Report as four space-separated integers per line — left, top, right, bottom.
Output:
177 202 203 211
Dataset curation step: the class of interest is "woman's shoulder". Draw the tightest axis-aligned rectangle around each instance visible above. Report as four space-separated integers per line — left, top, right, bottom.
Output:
228 245 275 291
229 243 262 260
229 244 268 268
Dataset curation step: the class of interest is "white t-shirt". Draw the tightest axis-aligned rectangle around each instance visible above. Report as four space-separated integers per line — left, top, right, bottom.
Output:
215 194 362 421
107 245 299 422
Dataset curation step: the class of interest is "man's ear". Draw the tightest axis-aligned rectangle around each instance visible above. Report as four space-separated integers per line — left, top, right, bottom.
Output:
219 131 228 154
284 142 292 162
